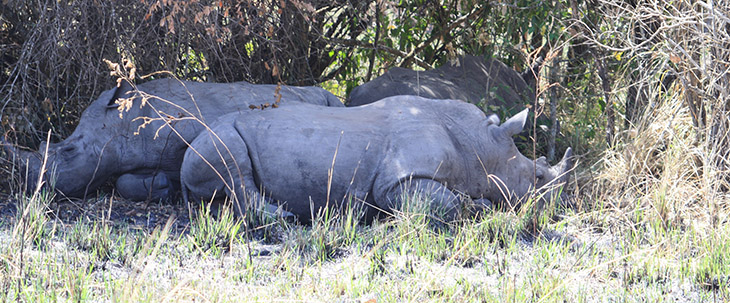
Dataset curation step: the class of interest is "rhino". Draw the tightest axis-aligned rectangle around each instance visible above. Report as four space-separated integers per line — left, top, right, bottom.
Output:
348 55 551 156
180 96 572 221
3 78 343 201
347 55 541 112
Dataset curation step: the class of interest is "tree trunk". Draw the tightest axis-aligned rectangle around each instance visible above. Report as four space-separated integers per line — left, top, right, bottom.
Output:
548 57 560 162
595 53 614 147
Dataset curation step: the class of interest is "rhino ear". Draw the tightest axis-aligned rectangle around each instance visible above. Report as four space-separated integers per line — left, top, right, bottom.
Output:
486 114 500 126
500 108 529 137
106 79 134 108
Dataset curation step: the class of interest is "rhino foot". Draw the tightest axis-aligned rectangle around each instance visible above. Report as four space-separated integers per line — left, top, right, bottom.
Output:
471 198 494 212
115 172 175 202
263 204 297 222
387 178 461 221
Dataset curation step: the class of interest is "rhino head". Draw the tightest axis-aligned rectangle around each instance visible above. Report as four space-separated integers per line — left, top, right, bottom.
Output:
478 109 573 209
5 135 116 198
3 83 130 198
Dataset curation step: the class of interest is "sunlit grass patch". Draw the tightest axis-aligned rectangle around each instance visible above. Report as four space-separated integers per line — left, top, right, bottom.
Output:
65 217 145 265
694 231 730 294
0 191 727 302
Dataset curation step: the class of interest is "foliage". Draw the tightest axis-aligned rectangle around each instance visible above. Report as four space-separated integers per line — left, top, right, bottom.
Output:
1 0 568 144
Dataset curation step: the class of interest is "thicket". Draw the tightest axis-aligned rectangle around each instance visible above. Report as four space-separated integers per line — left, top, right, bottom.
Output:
0 0 563 143
1 0 729 217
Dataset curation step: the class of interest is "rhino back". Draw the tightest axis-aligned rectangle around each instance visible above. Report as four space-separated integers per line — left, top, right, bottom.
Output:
227 96 486 216
348 56 533 113
101 79 338 172
232 104 385 215
112 79 339 132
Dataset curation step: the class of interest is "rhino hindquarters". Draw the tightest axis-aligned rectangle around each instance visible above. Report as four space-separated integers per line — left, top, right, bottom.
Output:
181 121 263 218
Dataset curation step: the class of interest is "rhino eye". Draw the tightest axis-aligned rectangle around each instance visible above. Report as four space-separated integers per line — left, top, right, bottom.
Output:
535 170 544 180
61 146 76 155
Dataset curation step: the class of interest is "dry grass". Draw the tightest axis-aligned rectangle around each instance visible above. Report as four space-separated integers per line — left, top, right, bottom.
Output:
1 187 727 302
596 90 709 225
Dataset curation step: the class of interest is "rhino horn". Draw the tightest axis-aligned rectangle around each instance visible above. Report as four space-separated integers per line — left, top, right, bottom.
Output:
555 147 573 183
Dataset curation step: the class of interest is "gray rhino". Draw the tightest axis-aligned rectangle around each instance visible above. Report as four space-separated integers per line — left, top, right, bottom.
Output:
4 78 343 201
181 96 572 221
348 55 553 157
347 55 540 113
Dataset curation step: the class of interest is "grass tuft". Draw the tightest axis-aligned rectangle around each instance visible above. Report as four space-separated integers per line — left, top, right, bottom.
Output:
187 201 242 257
13 190 55 250
282 198 366 262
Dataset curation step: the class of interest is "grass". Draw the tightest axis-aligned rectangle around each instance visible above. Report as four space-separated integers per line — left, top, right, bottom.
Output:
0 182 728 302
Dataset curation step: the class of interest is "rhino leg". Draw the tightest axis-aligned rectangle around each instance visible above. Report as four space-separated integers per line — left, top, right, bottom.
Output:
384 179 461 220
115 172 175 202
227 169 263 217
203 162 296 219
182 124 287 219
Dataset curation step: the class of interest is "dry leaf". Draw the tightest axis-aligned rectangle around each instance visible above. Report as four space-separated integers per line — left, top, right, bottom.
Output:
670 54 681 64
41 98 53 112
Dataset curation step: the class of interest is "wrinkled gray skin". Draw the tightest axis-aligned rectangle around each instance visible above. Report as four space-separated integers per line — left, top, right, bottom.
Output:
181 96 572 221
348 55 541 113
4 78 342 201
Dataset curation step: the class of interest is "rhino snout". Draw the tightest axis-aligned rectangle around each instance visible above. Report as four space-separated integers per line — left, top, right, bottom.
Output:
3 143 45 191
